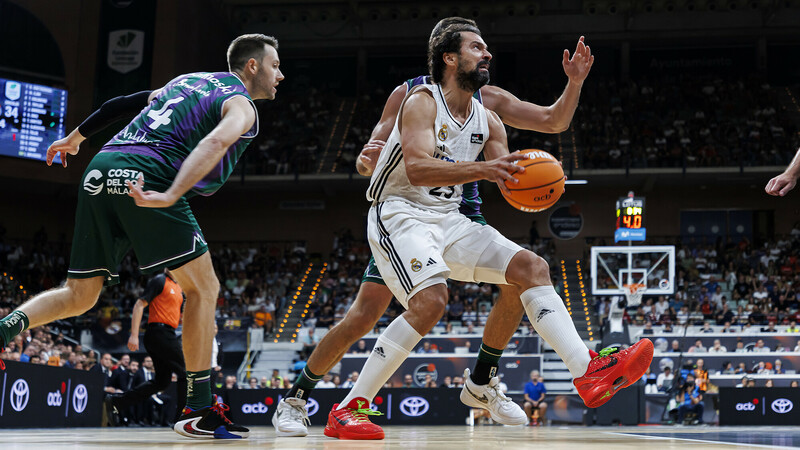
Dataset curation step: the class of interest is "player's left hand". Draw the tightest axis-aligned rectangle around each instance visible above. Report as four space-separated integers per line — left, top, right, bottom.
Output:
126 174 178 208
562 36 594 85
45 133 83 167
359 139 386 172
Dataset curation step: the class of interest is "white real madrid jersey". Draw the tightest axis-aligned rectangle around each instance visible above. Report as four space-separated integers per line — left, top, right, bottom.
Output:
367 83 490 214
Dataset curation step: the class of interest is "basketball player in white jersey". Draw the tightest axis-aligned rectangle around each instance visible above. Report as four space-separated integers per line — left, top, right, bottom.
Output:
323 21 653 440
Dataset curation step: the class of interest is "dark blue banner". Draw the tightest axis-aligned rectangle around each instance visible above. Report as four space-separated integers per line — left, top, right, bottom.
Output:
0 360 104 428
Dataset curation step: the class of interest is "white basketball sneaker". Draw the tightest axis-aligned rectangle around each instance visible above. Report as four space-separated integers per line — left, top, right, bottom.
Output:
460 369 527 426
272 397 311 437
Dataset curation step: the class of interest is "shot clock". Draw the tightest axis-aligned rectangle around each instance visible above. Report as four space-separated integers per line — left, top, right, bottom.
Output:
614 192 646 242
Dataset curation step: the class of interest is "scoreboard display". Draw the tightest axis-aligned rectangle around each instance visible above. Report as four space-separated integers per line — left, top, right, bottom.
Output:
615 194 646 242
0 77 67 162
616 196 645 229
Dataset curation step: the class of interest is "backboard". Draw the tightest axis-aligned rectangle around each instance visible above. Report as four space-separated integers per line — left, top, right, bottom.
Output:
590 245 675 296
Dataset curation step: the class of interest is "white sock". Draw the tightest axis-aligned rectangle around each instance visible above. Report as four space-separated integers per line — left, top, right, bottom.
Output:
520 285 591 378
337 315 422 409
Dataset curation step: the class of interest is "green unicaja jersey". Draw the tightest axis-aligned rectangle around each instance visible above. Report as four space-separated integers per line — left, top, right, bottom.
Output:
105 71 258 197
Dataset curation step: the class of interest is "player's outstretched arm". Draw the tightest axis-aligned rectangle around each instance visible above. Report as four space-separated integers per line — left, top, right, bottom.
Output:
481 36 593 133
765 147 800 196
401 91 525 187
356 83 407 176
126 95 255 208
46 90 158 168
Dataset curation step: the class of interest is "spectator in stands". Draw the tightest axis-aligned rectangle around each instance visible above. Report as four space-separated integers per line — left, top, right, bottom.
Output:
440 375 453 388
224 375 237 389
248 377 258 389
774 359 784 374
747 378 757 388
785 321 797 333
677 381 704 424
734 340 747 353
753 339 770 353
761 322 778 333
332 375 341 387
416 341 437 354
688 340 707 353
462 304 477 325
260 377 268 388
403 374 414 388
669 340 681 352
694 359 709 391
655 296 670 319
657 366 674 392
734 362 748 375
791 381 799 388
91 353 116 394
317 374 336 389
765 379 775 388
709 339 727 353
700 322 714 333
423 374 436 388
341 371 359 389
523 370 547 427
300 328 318 359
351 339 369 354
663 322 674 333
642 321 654 335
736 376 749 388
720 322 735 333
643 367 658 394
794 340 800 352
722 362 734 374
755 361 771 374
717 305 735 326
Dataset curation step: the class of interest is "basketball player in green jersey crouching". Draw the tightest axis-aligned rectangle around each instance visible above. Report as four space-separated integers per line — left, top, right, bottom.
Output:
0 34 284 439
274 17 599 436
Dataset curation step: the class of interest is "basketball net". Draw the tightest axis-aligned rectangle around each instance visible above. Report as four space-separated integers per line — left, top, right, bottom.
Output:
623 283 646 307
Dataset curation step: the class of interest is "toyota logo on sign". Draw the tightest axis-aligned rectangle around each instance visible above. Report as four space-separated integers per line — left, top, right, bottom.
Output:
305 398 319 417
399 396 429 417
772 398 793 414
72 384 88 413
10 379 29 412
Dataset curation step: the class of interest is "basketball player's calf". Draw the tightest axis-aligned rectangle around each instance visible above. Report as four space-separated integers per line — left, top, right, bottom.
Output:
274 282 393 437
460 284 529 425
503 250 653 408
324 285 447 440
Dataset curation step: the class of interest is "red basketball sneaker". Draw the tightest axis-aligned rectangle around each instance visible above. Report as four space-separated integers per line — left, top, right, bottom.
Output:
573 339 654 408
323 397 384 440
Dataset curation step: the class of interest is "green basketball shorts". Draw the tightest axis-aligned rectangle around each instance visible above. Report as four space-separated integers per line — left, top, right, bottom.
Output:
67 149 208 286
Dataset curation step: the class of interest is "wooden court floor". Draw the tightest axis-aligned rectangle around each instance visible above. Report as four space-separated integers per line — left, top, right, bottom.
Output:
1 426 799 449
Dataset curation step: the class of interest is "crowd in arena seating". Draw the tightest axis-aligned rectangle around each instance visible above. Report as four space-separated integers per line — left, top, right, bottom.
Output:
597 228 800 330
235 73 799 176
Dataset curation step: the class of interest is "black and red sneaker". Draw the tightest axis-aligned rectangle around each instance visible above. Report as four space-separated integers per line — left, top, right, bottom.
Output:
323 397 384 440
573 339 654 408
173 402 249 439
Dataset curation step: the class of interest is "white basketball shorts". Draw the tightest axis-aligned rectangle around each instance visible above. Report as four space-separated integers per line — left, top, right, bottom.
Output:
367 200 523 308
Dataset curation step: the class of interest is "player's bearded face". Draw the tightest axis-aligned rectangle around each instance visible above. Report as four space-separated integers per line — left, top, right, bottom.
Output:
456 55 490 92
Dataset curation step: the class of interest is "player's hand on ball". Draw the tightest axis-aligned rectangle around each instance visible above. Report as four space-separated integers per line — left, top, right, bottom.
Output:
359 139 385 172
765 173 797 196
486 151 527 195
126 174 178 208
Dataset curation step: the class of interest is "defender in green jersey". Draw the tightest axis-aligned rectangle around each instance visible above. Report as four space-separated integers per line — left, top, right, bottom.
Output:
0 34 284 440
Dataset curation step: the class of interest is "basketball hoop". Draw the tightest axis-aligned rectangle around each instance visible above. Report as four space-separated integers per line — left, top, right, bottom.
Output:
623 283 646 307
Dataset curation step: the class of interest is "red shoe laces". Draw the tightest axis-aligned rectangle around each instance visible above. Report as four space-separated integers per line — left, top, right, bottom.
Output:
212 402 234 424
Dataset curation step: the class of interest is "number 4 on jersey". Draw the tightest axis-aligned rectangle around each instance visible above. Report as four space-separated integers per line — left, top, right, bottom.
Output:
147 97 184 130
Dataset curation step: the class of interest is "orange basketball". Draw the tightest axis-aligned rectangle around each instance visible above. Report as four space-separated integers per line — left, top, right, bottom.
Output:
501 149 565 212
